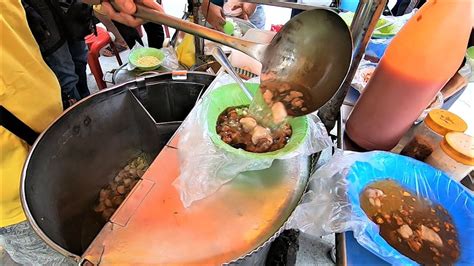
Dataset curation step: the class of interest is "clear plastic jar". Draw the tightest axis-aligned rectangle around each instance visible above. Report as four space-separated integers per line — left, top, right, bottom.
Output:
425 132 474 181
400 109 467 161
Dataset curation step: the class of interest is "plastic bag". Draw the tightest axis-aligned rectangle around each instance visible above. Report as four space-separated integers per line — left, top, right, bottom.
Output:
288 151 473 265
175 33 195 68
351 59 377 93
160 46 180 71
173 82 332 208
126 43 145 71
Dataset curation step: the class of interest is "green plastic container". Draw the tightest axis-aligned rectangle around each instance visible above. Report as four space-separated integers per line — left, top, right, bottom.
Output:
206 83 309 159
223 21 235 35
339 12 399 38
129 47 165 71
467 47 474 82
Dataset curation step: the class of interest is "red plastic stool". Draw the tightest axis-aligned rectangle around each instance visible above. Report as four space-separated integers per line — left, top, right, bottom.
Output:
85 27 122 90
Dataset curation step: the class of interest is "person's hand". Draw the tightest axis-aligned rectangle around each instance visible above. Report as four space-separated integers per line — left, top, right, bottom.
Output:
202 2 226 31
93 0 164 27
230 2 256 21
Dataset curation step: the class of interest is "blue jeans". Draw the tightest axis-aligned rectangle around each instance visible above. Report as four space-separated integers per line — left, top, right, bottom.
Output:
250 5 266 29
44 40 89 107
0 221 75 265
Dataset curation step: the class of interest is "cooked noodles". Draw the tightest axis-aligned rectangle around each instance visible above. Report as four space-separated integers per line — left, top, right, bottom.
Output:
136 55 161 67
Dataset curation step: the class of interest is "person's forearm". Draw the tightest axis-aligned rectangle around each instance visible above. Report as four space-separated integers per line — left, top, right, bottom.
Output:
82 0 100 5
201 0 211 17
241 2 256 17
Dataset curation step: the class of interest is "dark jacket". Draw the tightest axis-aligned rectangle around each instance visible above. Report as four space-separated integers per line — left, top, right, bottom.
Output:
22 0 93 56
22 0 64 56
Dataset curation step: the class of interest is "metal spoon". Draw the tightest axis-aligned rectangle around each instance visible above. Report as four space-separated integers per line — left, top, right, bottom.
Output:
113 3 352 116
210 46 253 100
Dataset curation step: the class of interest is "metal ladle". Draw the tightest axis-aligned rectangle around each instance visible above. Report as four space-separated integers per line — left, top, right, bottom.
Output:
115 3 353 116
210 46 253 100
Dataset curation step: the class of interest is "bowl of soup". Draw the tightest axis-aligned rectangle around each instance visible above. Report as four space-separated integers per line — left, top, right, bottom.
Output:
206 83 309 159
129 47 165 71
346 152 473 265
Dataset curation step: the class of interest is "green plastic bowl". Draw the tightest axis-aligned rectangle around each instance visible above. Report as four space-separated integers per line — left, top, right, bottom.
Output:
372 18 399 38
206 83 310 159
129 47 165 71
340 12 399 38
223 21 235 35
467 46 474 59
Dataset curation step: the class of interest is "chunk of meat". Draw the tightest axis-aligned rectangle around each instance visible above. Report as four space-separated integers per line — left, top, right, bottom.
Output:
271 102 287 124
407 238 422 252
262 90 273 105
365 188 385 198
289 90 303 98
420 225 443 247
365 187 386 207
397 224 413 239
291 98 304 108
255 137 272 151
240 117 257 133
94 202 106 212
280 83 291 92
251 125 272 145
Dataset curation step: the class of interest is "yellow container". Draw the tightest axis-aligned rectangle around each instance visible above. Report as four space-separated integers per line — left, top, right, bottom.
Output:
424 109 467 136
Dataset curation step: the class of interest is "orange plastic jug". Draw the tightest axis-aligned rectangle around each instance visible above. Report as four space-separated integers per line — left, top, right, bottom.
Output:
346 0 472 151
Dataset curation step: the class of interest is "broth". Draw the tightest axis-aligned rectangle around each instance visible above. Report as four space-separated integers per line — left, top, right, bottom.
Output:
216 106 292 153
360 180 460 265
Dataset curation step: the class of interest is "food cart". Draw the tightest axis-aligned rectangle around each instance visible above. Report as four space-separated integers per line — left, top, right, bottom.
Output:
19 0 473 265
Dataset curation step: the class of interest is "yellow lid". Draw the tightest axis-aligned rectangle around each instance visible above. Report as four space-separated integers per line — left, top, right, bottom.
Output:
424 109 467 136
440 132 474 166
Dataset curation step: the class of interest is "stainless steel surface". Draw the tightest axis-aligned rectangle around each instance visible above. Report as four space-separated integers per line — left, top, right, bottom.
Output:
232 17 257 35
260 9 352 116
79 73 315 264
242 0 334 10
21 87 162 260
336 233 347 266
130 3 267 61
335 108 347 266
211 46 253 100
228 152 322 265
319 0 388 131
81 148 311 264
192 0 205 63
118 2 352 116
20 72 216 260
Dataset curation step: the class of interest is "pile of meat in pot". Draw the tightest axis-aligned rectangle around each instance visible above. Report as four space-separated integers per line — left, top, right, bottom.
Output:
93 155 149 221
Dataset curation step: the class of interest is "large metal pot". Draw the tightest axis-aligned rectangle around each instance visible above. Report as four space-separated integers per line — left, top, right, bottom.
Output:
21 71 315 265
21 72 215 260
